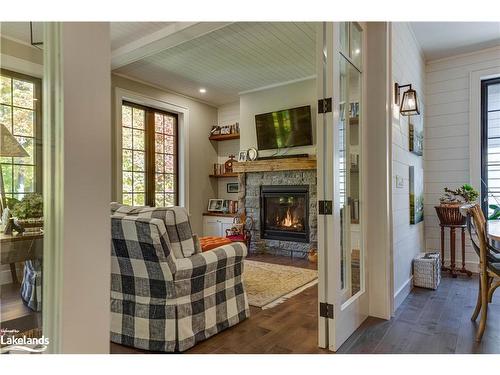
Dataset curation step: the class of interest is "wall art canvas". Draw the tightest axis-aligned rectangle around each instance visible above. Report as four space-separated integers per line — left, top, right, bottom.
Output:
409 166 424 224
409 121 423 156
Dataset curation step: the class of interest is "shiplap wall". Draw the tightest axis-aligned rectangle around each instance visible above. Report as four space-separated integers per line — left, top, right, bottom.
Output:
216 101 240 200
391 23 426 308
424 46 500 271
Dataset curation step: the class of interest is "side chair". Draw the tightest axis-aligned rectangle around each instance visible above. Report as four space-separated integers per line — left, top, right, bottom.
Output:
462 204 500 341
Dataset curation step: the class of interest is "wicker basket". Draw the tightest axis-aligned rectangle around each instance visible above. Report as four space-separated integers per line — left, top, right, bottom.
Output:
413 252 441 290
434 205 466 226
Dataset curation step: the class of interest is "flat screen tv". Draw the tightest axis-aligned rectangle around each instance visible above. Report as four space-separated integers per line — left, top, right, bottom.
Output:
255 105 313 151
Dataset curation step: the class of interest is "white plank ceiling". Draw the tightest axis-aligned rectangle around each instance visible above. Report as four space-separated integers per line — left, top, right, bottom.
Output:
0 21 174 51
1 22 317 105
114 22 318 105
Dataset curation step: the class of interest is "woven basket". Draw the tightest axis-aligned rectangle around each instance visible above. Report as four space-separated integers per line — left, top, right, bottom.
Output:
413 252 441 290
434 205 466 226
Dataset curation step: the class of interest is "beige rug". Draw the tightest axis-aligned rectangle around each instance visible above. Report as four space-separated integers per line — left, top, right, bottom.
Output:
243 260 318 309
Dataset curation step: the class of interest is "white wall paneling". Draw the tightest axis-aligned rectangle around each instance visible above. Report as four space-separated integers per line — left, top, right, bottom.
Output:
391 22 426 311
424 46 500 271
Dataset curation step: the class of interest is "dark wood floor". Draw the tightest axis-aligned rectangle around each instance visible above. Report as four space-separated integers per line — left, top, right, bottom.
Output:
110 255 500 354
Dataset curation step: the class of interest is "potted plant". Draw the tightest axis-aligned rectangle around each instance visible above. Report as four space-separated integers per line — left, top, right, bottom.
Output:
436 184 479 226
12 193 43 232
439 184 479 206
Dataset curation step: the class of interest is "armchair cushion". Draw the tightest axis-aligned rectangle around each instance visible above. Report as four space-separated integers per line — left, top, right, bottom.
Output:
110 203 196 259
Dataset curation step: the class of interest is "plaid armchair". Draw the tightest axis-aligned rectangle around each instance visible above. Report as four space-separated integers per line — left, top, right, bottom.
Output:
110 205 249 352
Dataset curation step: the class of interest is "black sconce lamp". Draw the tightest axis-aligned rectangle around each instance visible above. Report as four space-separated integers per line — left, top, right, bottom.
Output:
394 83 420 116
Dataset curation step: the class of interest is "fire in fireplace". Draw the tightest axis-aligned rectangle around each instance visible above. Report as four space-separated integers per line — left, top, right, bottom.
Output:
260 185 309 242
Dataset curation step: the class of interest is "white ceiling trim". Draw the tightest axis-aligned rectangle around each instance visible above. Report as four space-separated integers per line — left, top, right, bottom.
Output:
238 75 317 95
426 44 500 64
111 22 233 69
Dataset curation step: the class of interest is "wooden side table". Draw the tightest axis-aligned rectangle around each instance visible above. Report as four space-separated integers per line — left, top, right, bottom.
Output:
439 223 472 278
435 205 472 278
0 232 43 283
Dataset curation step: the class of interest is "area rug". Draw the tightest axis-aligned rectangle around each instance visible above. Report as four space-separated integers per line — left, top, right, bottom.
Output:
243 260 318 309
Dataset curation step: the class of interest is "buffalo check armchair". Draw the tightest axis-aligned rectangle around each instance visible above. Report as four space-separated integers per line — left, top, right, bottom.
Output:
110 204 249 352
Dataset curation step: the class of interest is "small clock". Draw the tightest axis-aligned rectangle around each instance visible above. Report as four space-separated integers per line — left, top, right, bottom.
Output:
247 148 258 161
224 154 236 173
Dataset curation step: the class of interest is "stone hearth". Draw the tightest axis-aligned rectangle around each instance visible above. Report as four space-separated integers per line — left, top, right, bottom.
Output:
239 169 317 258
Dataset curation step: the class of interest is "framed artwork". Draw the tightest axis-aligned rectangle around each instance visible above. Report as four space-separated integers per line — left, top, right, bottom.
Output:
409 166 424 224
208 199 224 212
409 121 423 156
238 150 247 162
227 183 239 193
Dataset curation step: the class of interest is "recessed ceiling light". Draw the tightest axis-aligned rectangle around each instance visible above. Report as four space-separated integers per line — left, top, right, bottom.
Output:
354 48 361 55
199 88 206 94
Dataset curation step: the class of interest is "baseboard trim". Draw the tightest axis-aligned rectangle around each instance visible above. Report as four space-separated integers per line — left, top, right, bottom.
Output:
393 276 413 312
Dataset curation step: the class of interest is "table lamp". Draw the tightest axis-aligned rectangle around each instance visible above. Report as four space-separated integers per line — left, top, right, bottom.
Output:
0 123 29 217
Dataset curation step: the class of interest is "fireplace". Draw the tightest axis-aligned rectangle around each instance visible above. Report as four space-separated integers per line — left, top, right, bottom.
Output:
260 185 309 243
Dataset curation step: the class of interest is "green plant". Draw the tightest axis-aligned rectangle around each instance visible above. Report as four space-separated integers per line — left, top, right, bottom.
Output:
11 193 43 219
5 197 20 210
489 204 500 220
440 184 479 204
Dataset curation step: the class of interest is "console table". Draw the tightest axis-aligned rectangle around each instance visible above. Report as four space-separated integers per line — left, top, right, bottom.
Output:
0 232 43 283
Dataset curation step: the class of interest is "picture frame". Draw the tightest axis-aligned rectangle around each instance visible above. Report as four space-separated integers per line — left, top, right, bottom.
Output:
227 182 239 193
247 147 258 161
409 122 423 156
208 199 224 212
238 150 247 162
409 166 424 224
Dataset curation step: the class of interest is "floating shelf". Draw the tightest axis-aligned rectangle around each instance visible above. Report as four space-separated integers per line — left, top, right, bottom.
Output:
208 133 240 141
209 173 239 178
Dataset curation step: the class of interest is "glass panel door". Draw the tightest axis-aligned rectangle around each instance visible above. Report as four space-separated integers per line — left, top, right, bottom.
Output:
318 22 368 352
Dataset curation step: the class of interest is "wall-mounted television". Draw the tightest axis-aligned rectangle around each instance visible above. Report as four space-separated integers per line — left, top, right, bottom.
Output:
255 105 313 151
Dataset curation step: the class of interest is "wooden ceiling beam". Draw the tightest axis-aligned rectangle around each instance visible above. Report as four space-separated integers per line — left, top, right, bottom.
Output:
111 22 233 70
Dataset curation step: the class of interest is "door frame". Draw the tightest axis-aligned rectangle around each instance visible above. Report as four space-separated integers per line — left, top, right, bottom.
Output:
316 21 393 351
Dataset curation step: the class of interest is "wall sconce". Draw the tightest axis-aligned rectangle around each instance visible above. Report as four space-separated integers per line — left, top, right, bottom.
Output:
394 83 420 116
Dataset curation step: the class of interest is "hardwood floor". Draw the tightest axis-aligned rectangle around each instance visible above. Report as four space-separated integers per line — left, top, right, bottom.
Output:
110 255 500 354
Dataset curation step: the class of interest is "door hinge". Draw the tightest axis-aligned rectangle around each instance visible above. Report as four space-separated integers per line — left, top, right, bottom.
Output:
319 302 334 319
318 98 332 114
318 200 333 215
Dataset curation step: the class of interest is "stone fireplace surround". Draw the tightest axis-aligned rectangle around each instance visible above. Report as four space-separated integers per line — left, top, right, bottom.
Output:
238 169 317 258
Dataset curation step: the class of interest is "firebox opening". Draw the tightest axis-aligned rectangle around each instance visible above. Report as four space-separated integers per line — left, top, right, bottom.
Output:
260 185 309 243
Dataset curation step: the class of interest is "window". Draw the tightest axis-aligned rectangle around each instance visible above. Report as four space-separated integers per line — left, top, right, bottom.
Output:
481 77 500 216
121 102 178 206
0 69 41 201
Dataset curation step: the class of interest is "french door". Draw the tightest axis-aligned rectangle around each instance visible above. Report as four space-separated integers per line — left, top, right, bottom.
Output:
317 22 368 351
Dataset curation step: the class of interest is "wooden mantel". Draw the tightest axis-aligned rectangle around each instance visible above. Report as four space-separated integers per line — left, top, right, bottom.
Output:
233 156 316 173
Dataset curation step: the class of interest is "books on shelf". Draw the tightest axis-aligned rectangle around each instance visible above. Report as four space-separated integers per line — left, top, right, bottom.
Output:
213 163 235 176
210 122 240 137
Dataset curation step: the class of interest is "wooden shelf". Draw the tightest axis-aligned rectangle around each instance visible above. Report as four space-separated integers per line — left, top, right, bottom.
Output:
233 157 316 173
203 212 238 218
209 173 238 178
209 133 240 141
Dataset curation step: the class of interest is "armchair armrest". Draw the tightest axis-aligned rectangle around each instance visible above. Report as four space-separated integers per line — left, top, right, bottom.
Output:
174 242 247 281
